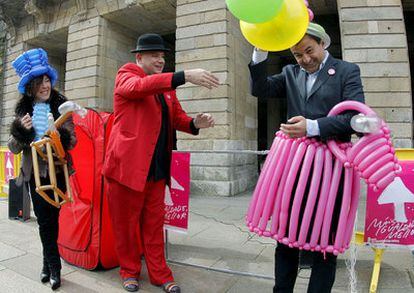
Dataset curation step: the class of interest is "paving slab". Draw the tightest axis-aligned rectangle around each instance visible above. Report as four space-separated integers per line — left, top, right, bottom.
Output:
1 253 48 283
0 219 38 247
61 270 126 293
0 199 9 218
378 289 414 293
1 252 77 283
168 263 238 293
0 242 26 262
167 243 222 267
0 193 414 293
226 275 274 293
0 268 51 293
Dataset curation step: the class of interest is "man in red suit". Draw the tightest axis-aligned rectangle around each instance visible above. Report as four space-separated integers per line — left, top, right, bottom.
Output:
103 33 218 293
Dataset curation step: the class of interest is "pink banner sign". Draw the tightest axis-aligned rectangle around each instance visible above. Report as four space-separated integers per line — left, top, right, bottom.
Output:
5 151 14 183
164 152 190 233
365 161 414 247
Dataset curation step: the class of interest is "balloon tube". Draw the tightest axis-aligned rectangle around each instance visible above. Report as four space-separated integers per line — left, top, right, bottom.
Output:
258 138 291 233
270 139 297 236
278 141 308 238
309 149 333 249
347 131 384 163
353 138 387 166
247 136 281 222
344 171 361 248
288 144 316 245
368 162 395 184
320 159 343 250
357 145 391 171
298 146 324 247
361 153 394 179
251 137 285 229
333 168 353 255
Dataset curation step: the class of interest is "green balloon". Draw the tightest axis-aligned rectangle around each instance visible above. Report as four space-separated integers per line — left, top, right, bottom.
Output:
226 0 284 24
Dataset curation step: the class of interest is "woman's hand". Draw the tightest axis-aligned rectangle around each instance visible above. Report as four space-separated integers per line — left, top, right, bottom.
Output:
21 113 33 130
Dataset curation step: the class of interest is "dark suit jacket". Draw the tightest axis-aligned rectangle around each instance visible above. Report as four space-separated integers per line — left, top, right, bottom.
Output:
249 54 365 141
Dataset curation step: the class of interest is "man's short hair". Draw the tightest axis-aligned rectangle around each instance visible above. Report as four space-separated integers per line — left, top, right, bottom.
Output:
307 34 322 45
306 23 331 49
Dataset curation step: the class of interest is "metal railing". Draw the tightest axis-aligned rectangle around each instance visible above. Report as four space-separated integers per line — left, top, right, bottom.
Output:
165 149 274 280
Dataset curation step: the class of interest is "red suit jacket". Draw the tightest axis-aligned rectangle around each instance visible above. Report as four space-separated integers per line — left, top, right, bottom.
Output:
103 63 195 191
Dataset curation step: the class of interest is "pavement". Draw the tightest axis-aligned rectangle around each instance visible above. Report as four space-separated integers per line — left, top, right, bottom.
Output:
0 192 414 293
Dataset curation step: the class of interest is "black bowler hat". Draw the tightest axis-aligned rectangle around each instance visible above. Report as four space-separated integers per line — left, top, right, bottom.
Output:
130 33 171 53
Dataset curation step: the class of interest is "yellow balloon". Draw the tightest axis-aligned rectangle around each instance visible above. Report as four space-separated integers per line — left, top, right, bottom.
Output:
240 0 309 52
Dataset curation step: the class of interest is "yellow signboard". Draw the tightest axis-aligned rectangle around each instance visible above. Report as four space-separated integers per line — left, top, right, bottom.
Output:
395 148 414 161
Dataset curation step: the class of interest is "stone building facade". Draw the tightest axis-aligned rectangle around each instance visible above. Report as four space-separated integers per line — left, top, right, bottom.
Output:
0 0 412 196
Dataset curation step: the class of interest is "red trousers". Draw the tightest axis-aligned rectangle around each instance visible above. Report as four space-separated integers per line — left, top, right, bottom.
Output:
106 177 173 285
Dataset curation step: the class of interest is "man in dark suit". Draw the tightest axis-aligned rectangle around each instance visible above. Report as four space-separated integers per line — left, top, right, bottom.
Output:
249 23 365 293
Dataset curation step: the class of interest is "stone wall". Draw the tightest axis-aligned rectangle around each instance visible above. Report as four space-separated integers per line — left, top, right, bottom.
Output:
65 16 103 109
175 0 257 196
0 0 76 143
1 42 25 144
404 10 414 131
65 16 136 111
99 20 136 110
0 21 7 137
338 0 413 147
0 0 413 196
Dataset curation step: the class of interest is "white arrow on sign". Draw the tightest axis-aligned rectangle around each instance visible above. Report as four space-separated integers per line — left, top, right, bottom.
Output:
164 176 185 206
378 177 414 223
6 156 13 178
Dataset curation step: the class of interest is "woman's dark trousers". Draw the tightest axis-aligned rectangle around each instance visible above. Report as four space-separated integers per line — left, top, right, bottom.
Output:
29 174 65 272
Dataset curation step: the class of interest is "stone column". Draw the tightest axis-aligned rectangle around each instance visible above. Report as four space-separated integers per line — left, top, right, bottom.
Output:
176 0 257 196
65 16 104 110
0 39 25 144
0 22 9 143
338 0 413 147
66 5 141 112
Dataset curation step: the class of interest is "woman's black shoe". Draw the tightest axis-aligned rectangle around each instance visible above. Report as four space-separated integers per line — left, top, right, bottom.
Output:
40 265 50 283
50 271 61 290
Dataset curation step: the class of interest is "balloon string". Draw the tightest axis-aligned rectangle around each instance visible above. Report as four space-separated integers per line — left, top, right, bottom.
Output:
345 212 359 293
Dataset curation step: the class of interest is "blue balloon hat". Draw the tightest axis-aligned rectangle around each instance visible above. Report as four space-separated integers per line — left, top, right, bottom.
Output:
12 48 58 94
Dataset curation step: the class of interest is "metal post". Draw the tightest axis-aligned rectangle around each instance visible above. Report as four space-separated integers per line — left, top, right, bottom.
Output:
164 149 272 280
165 229 169 260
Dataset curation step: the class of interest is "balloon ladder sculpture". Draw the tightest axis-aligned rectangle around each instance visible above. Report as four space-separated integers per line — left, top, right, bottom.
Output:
246 101 401 255
31 101 86 208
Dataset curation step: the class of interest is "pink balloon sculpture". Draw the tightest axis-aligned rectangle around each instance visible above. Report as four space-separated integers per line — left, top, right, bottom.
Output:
303 0 314 21
246 101 400 255
308 9 314 21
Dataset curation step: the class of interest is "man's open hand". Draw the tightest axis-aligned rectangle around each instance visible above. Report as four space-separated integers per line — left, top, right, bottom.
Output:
184 69 220 89
194 113 215 129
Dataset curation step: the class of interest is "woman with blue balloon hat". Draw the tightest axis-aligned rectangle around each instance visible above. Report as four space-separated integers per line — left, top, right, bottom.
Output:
8 48 77 290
